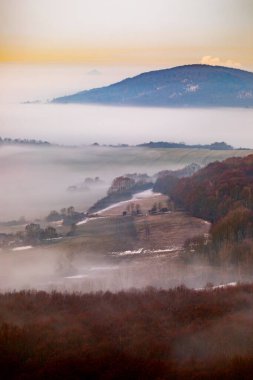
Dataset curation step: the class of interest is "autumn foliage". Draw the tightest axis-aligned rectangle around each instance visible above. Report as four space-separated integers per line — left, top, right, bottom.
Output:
166 155 253 264
211 207 253 247
171 154 253 223
1 286 253 379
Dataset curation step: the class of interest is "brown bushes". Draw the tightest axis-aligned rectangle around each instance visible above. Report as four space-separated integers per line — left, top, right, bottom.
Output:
0 286 253 379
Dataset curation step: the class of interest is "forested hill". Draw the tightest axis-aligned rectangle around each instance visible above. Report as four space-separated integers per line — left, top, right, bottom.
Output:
138 141 236 150
52 64 253 107
0 137 50 146
170 154 253 223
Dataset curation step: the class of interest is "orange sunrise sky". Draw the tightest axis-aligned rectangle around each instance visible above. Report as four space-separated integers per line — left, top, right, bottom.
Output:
0 0 252 70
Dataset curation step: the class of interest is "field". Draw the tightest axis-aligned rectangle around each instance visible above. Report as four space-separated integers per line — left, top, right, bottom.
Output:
1 192 236 293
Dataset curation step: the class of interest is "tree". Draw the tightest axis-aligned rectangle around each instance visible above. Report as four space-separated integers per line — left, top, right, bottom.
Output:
150 203 157 214
46 210 61 222
144 222 151 239
43 226 58 239
67 206 75 216
25 223 42 242
135 204 141 214
211 207 253 249
60 208 67 216
67 223 76 236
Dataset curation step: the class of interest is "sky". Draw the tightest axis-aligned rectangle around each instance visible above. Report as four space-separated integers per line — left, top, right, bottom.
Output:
0 0 252 70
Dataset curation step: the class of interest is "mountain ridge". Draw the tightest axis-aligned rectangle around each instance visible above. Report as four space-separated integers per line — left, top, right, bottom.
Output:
52 64 253 108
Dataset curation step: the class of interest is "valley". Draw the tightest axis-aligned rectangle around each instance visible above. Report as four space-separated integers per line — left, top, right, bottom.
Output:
1 1 253 377
0 161 246 293
0 143 252 221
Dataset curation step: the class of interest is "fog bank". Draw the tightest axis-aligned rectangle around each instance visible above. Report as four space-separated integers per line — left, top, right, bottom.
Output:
0 246 248 293
1 104 253 148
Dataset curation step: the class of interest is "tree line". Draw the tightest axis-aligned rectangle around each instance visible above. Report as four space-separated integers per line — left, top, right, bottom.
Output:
0 137 50 146
154 154 253 267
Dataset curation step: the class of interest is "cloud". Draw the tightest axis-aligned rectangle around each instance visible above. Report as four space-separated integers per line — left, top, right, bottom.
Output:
87 69 101 76
200 56 241 68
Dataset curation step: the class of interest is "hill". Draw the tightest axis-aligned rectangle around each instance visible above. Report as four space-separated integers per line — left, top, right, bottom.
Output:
138 141 236 150
52 64 253 107
163 154 253 264
170 154 253 223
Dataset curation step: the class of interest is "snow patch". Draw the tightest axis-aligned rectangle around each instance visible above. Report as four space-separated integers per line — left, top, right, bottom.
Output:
195 282 238 291
76 216 105 225
212 282 237 289
90 266 119 271
96 200 132 214
97 189 157 214
12 245 33 251
113 248 144 256
65 274 88 279
185 84 199 93
76 218 88 226
238 90 253 99
112 246 181 256
132 189 160 199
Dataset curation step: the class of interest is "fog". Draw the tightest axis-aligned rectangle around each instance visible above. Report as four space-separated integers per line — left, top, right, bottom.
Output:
1 63 253 294
1 103 253 148
1 63 253 148
0 63 145 104
0 144 172 221
0 246 247 293
0 145 109 221
0 142 251 294
1 144 251 222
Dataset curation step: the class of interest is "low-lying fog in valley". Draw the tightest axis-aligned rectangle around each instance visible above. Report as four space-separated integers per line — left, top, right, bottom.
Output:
1 63 253 294
2 144 252 294
0 144 187 220
2 1 253 376
2 104 253 148
0 245 248 293
0 144 251 221
1 63 253 148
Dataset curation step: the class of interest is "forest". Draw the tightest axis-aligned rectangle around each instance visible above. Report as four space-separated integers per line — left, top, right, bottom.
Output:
171 154 253 222
1 285 253 379
154 154 253 266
